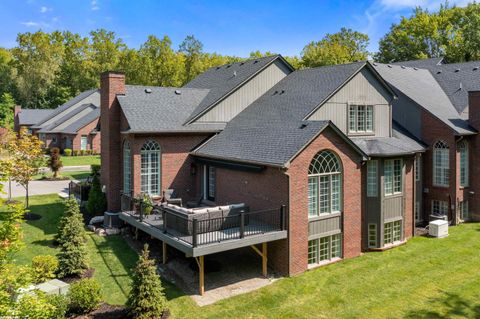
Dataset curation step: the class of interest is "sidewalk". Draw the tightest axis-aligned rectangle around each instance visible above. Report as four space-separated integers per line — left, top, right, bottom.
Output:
0 180 71 198
39 165 91 174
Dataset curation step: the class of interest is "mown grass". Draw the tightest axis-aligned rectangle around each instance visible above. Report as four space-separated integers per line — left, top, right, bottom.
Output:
12 195 480 318
34 170 91 181
60 155 100 167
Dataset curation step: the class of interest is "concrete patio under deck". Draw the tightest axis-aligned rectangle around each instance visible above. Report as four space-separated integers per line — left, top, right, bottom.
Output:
118 211 288 257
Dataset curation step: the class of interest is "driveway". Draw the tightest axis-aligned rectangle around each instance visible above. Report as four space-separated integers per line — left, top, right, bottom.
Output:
0 180 71 198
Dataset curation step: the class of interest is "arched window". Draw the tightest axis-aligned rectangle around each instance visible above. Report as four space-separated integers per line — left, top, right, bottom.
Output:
308 150 342 217
123 140 131 194
141 140 161 196
433 141 449 187
459 140 468 187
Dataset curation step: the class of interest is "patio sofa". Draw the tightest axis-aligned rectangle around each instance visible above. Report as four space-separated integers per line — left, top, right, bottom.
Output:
161 203 249 236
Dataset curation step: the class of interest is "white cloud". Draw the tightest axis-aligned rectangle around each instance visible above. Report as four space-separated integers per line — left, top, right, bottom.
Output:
40 6 49 13
21 21 40 27
91 0 99 10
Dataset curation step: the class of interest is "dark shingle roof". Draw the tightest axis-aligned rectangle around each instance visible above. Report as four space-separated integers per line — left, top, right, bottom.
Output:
183 55 292 123
352 122 426 156
117 85 225 133
193 62 368 166
37 103 100 134
58 107 100 134
392 57 445 68
373 63 475 135
18 109 53 125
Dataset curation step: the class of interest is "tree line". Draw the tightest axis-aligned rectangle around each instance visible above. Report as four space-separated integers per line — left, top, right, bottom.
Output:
0 2 479 118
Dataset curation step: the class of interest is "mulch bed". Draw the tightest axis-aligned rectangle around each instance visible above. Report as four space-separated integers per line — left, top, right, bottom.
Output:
71 304 170 319
38 176 70 181
62 268 95 284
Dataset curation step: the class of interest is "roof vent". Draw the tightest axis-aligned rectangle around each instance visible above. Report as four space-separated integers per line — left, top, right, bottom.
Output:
387 64 392 68
455 68 460 72
437 70 442 74
413 67 418 70
226 65 231 68
474 67 479 71
254 60 258 64
145 88 152 93
280 90 285 94
240 62 245 66
372 62 377 66
174 90 181 95
299 123 308 129
273 90 278 95
216 66 221 70
233 71 237 77
459 82 463 90
401 65 406 69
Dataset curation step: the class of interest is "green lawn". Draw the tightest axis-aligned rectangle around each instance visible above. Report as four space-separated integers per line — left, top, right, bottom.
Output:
60 155 100 167
34 170 91 181
12 195 480 318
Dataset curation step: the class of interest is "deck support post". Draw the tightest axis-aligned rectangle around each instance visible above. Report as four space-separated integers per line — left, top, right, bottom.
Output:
250 243 268 277
195 256 205 296
162 241 167 264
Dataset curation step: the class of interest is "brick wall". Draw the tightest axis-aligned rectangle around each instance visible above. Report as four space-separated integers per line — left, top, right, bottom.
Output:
71 119 101 153
14 105 21 132
287 127 363 275
468 91 480 220
404 157 414 239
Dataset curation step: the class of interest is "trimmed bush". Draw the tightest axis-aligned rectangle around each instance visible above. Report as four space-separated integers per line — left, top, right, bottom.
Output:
64 148 72 156
73 150 80 156
47 294 69 319
57 197 89 278
31 255 59 284
127 244 167 319
16 291 56 319
48 147 63 178
68 278 101 314
87 165 106 215
43 147 51 155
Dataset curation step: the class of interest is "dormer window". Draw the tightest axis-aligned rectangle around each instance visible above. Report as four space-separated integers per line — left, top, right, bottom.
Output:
348 105 374 134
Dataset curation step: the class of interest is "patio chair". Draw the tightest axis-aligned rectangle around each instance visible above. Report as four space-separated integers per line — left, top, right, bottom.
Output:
163 189 182 206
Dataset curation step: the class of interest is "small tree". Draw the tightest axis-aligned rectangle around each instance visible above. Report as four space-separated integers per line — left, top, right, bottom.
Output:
87 164 106 215
0 202 25 266
57 197 89 278
127 244 167 319
5 128 44 207
47 147 63 178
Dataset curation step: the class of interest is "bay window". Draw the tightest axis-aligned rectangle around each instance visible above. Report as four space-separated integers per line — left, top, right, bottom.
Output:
384 159 402 196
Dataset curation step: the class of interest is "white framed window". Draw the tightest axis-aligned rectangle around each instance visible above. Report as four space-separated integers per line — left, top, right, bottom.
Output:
348 105 374 134
308 234 342 265
39 133 46 142
384 159 402 196
368 224 377 248
433 141 449 187
308 151 342 217
141 140 161 196
415 201 422 223
459 140 468 187
367 160 378 197
80 135 88 151
432 200 448 216
459 200 469 221
415 156 421 182
384 220 401 245
123 140 131 194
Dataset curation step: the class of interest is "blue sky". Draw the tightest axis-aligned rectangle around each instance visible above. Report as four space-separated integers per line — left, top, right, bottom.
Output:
0 0 471 57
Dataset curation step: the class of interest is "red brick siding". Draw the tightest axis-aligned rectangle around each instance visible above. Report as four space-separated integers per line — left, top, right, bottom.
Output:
468 91 480 221
71 119 101 153
404 157 414 239
287 127 363 275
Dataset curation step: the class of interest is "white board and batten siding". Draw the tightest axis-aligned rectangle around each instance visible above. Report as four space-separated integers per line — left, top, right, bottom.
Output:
307 68 393 138
195 60 292 123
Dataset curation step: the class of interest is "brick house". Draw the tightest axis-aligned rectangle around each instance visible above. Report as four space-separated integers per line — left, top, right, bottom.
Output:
373 59 480 224
14 89 101 153
100 56 430 294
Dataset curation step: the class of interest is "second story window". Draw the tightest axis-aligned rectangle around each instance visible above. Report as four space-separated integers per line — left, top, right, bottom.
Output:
384 159 402 196
433 141 449 187
348 105 373 134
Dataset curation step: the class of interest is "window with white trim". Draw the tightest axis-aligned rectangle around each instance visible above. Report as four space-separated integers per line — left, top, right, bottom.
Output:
368 224 377 248
123 140 131 194
80 135 88 151
308 151 342 217
432 200 448 216
308 234 342 265
384 159 402 196
459 200 469 221
459 140 468 187
384 220 401 245
141 140 161 196
348 105 374 134
415 156 421 182
433 141 449 187
367 160 378 197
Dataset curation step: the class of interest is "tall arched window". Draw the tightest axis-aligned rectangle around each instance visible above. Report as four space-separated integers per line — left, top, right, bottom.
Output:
433 141 449 187
308 150 342 217
123 140 131 194
459 140 468 187
141 140 161 196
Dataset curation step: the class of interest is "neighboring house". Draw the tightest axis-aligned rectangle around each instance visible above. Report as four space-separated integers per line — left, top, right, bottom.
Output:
374 58 480 225
15 89 101 153
100 55 432 295
14 106 53 133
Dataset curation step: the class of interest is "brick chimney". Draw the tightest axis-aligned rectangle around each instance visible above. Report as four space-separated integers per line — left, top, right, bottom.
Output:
468 91 480 221
14 105 21 132
100 71 125 212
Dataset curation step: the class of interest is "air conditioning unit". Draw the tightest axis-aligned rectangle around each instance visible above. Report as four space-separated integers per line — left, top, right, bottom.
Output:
429 220 448 238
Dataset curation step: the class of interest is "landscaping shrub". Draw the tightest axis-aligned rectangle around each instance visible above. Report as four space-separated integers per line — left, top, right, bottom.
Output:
64 148 72 156
87 165 106 215
15 291 56 319
73 150 80 156
31 255 59 284
80 150 86 156
48 147 63 178
46 294 69 319
57 197 89 278
86 149 92 155
68 278 101 314
43 147 51 155
127 244 167 319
